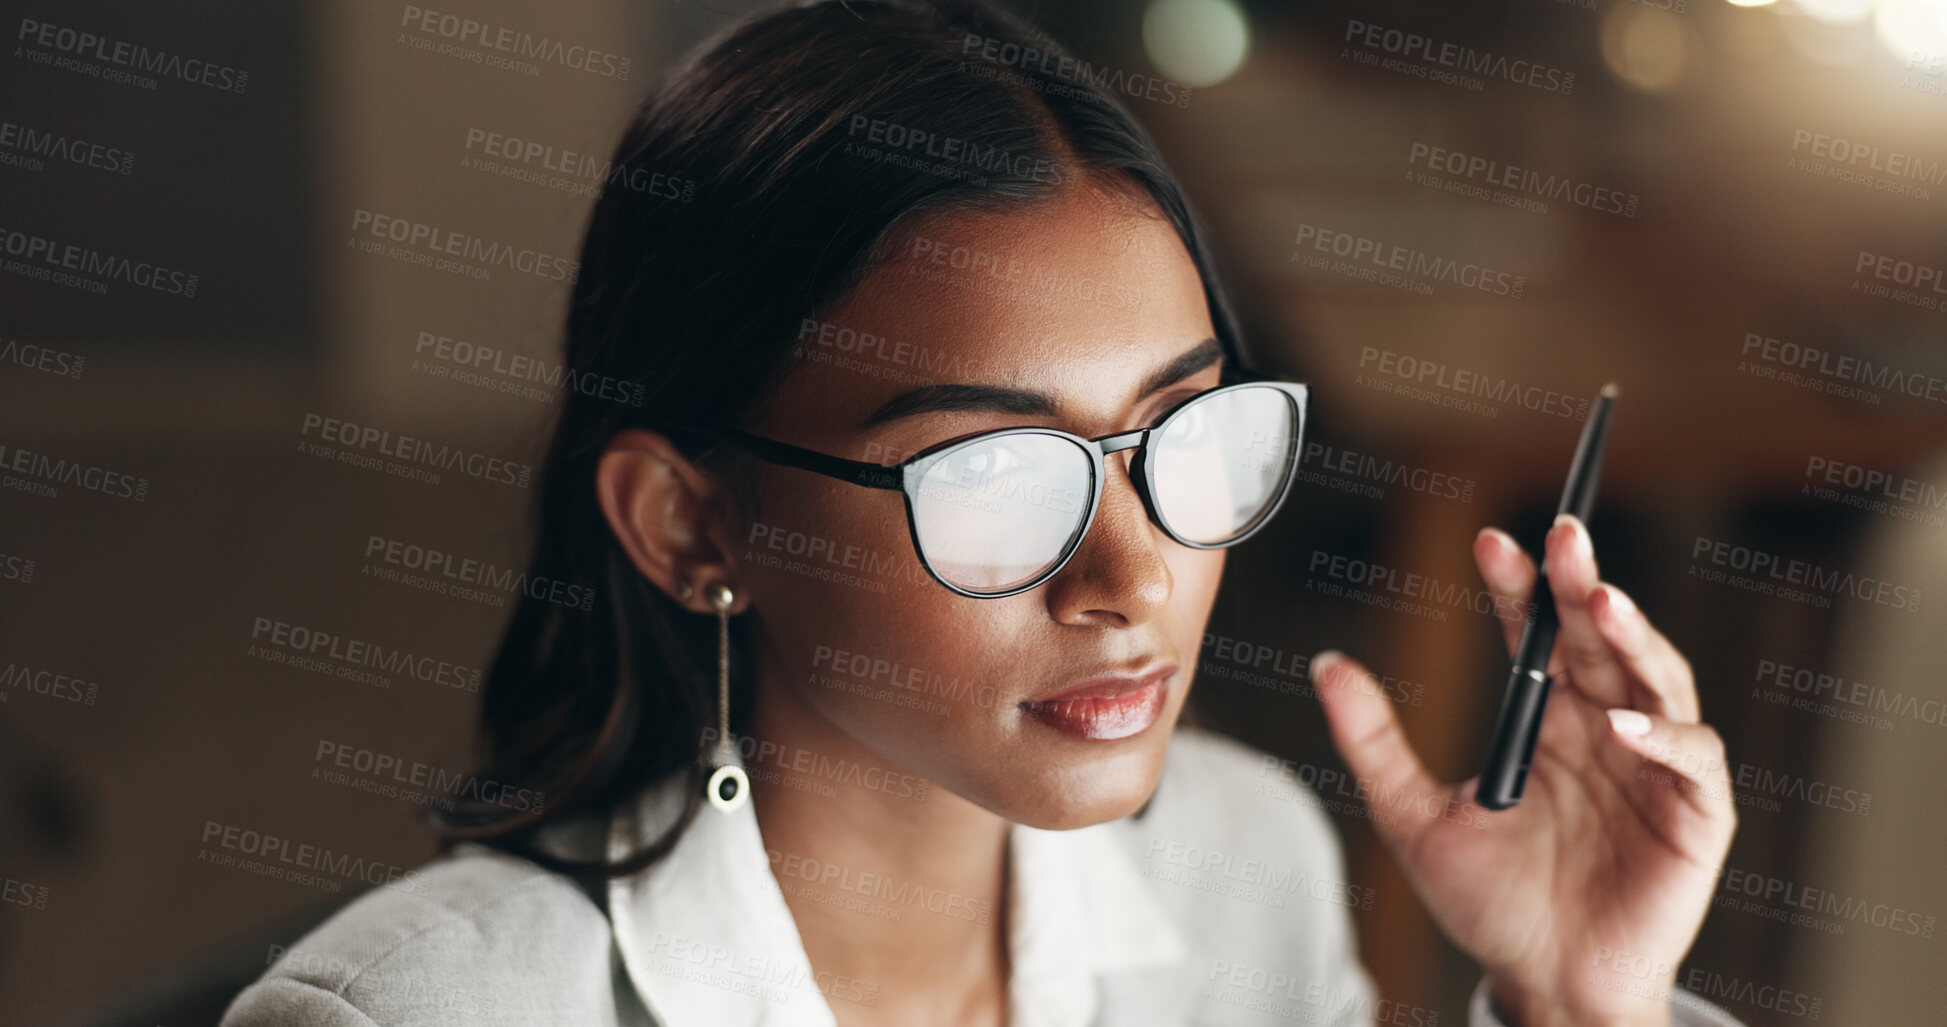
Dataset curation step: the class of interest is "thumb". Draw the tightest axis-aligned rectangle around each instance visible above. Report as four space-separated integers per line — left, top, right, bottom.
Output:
1309 649 1450 847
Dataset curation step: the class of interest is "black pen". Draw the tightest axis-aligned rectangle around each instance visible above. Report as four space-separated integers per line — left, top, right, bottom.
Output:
1474 382 1618 811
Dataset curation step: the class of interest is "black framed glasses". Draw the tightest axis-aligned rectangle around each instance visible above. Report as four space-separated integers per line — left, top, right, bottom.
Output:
683 375 1309 598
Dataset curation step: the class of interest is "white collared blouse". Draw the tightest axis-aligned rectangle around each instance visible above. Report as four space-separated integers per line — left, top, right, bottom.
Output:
223 725 1746 1026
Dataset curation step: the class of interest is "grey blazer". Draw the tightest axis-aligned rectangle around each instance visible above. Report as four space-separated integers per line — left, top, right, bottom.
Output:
220 726 1745 1026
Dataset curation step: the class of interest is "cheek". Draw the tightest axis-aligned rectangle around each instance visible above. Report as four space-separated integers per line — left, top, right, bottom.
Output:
740 470 1013 739
786 590 1003 726
737 469 919 597
738 469 1227 825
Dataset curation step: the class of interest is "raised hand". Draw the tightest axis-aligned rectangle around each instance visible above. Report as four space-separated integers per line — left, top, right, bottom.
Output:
1308 514 1737 1027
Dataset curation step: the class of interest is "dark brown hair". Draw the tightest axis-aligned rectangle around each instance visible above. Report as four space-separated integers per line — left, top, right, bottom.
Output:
431 0 1259 879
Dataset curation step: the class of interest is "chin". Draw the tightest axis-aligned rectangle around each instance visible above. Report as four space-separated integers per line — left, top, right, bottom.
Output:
983 727 1175 830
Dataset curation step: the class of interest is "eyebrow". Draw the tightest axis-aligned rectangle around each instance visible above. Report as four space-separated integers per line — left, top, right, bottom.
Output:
859 337 1224 429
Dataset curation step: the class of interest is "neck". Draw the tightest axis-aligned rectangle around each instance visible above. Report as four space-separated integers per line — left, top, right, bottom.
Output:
746 661 1012 1024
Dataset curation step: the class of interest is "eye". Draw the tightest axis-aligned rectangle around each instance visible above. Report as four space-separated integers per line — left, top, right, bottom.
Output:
946 439 1027 479
1161 400 1210 445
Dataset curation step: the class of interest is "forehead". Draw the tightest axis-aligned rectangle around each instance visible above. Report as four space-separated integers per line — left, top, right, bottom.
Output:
763 178 1218 443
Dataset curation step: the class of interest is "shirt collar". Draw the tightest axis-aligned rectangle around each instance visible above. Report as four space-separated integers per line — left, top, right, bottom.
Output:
1005 813 1189 1026
603 744 1187 1027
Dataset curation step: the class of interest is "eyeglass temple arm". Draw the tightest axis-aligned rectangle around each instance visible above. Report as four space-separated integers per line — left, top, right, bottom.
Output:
694 426 904 491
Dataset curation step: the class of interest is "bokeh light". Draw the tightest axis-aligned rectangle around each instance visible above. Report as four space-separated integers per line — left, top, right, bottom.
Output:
1142 0 1250 88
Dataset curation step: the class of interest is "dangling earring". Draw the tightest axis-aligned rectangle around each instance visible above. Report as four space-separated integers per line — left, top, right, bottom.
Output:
702 582 749 813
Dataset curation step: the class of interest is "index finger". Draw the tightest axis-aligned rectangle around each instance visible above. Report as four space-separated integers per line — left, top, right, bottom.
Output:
1543 514 1636 710
1474 526 1538 661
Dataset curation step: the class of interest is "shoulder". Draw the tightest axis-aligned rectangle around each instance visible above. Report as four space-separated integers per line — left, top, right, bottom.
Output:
220 844 618 1027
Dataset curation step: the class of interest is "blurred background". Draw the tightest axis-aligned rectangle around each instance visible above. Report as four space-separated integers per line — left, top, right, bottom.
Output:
3 0 1944 1023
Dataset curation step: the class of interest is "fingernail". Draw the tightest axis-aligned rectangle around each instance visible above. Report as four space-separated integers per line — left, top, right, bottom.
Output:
1597 583 1635 617
1478 526 1514 556
1308 649 1344 684
1554 513 1592 559
1606 708 1652 737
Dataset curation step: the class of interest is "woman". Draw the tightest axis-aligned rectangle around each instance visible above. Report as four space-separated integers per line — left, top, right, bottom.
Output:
223 1 1742 1024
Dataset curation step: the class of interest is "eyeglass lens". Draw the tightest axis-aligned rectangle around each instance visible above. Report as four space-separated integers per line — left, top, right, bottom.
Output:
908 385 1299 595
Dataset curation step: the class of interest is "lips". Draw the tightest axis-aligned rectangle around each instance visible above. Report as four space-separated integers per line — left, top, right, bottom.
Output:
1020 663 1175 741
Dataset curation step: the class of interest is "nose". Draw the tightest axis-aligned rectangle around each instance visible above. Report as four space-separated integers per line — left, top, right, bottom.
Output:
1041 447 1172 626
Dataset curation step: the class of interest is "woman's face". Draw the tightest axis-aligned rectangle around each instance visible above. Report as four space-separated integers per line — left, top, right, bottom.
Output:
736 176 1227 830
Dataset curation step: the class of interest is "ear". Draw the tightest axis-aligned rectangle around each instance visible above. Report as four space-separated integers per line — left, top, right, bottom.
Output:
595 429 750 615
